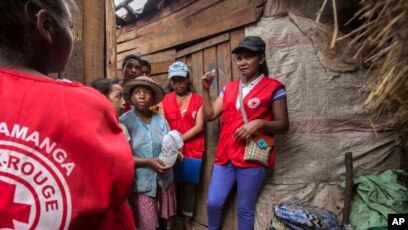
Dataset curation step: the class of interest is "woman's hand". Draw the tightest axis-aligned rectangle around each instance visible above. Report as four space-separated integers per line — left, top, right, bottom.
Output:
177 151 184 163
202 69 216 90
148 158 167 173
233 119 263 140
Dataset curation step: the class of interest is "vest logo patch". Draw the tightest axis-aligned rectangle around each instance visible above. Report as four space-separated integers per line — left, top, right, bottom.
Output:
0 141 72 229
247 98 261 109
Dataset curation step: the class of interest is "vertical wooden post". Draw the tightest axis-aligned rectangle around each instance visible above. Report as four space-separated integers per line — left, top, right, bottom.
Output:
342 152 353 225
106 0 117 79
83 0 105 85
61 0 84 82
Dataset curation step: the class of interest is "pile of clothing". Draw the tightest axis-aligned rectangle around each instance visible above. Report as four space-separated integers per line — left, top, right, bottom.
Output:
271 197 340 230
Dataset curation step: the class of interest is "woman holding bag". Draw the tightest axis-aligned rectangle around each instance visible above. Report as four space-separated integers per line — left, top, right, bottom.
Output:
202 36 289 229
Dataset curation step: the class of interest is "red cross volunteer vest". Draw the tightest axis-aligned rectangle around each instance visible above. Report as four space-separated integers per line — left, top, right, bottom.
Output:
216 76 283 168
0 68 134 229
162 92 204 159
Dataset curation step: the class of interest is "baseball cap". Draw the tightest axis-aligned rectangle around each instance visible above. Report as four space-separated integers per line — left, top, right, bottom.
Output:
231 36 266 54
168 61 188 79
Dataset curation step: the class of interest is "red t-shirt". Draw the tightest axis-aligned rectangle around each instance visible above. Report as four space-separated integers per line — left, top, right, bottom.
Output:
0 68 135 229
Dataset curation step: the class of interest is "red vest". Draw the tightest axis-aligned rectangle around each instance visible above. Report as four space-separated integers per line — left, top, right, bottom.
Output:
216 76 283 168
162 92 204 159
0 68 134 229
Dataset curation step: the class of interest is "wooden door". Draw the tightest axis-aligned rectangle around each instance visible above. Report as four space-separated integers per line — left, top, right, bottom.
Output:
158 28 245 229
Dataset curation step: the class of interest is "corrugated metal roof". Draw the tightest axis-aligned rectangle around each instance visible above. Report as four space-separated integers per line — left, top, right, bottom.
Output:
115 0 170 26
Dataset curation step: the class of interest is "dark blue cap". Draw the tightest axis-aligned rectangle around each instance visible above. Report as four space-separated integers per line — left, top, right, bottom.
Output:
232 36 266 54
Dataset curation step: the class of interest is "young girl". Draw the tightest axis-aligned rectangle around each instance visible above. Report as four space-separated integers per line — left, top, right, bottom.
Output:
91 78 126 115
0 1 134 229
91 78 129 139
159 61 205 230
120 76 177 229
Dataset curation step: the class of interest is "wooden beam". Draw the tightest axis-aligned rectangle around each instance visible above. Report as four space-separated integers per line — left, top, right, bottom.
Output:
62 0 84 82
230 29 245 80
176 33 230 58
150 60 173 75
116 0 222 43
117 0 264 55
83 0 105 85
191 51 204 91
106 0 117 78
216 41 232 91
151 73 168 89
117 49 176 70
140 49 176 63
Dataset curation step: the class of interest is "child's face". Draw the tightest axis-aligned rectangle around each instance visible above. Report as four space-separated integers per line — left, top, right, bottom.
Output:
170 76 189 95
130 86 155 111
108 84 125 116
141 66 151 77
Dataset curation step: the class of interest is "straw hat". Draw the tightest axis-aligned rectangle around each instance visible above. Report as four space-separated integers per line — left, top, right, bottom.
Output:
123 76 165 105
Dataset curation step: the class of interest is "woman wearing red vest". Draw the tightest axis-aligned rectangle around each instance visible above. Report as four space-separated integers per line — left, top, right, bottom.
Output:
0 1 134 229
202 36 289 229
159 61 205 230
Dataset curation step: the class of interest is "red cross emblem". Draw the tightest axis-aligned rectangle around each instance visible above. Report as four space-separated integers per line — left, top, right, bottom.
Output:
0 180 31 228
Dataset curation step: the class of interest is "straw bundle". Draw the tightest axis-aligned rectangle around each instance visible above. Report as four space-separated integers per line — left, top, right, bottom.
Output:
337 0 408 131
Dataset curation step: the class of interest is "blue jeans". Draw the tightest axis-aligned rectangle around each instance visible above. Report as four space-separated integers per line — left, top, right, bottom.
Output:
206 161 268 230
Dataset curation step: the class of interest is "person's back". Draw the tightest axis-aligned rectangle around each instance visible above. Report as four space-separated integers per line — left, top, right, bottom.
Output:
0 1 134 229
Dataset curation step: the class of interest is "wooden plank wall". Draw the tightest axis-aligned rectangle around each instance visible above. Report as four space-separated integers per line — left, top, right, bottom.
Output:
112 0 264 228
60 0 105 85
113 0 265 78
170 29 245 229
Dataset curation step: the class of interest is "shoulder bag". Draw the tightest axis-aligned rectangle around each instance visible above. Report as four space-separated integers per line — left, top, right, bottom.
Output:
238 81 274 166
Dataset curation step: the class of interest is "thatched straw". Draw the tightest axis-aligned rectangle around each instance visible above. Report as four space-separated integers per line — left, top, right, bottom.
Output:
338 0 408 131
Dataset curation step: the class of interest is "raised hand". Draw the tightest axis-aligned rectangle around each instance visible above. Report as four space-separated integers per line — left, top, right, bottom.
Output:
202 69 216 90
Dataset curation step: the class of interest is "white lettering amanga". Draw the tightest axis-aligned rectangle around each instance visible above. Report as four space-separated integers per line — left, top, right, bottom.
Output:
25 131 40 146
11 124 28 139
0 122 10 136
53 149 67 164
0 122 76 176
61 163 75 177
39 137 57 154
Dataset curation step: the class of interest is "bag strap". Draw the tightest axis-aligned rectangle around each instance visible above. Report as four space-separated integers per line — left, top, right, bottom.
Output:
238 81 249 124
